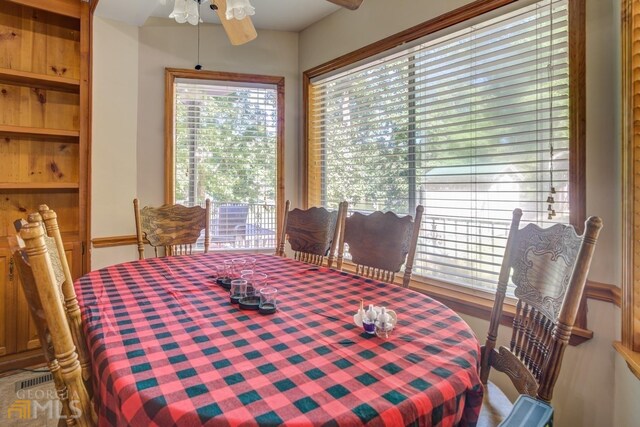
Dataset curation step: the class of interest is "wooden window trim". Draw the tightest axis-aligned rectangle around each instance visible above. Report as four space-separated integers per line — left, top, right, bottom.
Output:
164 68 286 240
303 0 591 342
620 0 640 378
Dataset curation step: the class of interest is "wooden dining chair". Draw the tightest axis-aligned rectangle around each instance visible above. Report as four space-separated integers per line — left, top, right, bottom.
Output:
276 200 347 268
337 205 424 288
479 208 602 426
134 198 211 259
10 212 96 426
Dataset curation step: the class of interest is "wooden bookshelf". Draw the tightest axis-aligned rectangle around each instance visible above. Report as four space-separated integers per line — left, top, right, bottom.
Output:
0 0 91 373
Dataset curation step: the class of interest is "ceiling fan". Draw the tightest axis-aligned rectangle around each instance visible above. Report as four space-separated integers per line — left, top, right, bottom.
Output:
166 0 364 46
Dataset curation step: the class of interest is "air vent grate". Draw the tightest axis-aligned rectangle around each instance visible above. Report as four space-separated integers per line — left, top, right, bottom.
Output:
14 373 53 393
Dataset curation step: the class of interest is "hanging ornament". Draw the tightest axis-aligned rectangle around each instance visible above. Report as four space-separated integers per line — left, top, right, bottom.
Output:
545 0 556 221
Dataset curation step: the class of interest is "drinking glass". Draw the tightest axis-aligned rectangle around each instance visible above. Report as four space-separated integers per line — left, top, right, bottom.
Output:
374 319 393 339
240 269 253 278
231 258 247 278
259 287 277 314
241 272 267 297
223 259 235 278
245 257 257 271
230 279 247 304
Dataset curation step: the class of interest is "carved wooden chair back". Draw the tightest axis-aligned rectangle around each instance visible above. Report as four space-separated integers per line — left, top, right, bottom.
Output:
337 205 424 288
134 199 211 259
8 226 77 422
10 212 96 426
276 200 347 267
480 208 602 403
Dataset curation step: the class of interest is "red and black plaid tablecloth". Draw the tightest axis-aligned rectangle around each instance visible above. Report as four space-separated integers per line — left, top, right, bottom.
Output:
75 253 483 427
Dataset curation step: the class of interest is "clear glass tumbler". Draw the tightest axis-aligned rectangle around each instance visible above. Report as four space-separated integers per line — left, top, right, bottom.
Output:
259 287 277 315
241 272 267 298
230 279 247 304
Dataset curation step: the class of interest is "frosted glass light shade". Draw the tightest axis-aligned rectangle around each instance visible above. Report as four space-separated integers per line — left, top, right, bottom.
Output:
169 0 201 25
226 0 255 20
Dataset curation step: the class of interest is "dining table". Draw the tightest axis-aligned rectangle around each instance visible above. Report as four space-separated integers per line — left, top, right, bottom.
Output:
75 253 484 426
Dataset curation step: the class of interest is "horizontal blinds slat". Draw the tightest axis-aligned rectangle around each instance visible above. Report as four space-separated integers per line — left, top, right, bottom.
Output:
311 76 569 128
311 52 569 109
315 9 568 94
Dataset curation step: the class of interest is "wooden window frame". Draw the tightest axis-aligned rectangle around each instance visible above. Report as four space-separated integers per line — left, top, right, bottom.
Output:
303 0 592 344
619 0 640 378
164 68 286 245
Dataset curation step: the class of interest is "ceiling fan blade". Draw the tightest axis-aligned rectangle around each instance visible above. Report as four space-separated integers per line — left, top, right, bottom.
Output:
326 0 364 10
212 0 257 46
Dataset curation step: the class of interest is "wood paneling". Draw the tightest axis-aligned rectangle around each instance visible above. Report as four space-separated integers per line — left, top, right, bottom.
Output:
0 192 80 237
0 84 80 130
91 235 138 248
0 250 10 357
0 138 79 184
5 0 81 19
0 2 80 78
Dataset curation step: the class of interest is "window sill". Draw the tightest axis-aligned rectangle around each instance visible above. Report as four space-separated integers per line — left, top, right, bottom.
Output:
613 342 640 380
337 262 593 346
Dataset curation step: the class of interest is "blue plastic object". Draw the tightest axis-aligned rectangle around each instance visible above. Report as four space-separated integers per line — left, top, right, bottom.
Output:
498 395 554 427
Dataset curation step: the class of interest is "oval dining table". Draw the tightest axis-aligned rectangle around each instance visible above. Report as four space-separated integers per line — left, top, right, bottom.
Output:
75 253 483 426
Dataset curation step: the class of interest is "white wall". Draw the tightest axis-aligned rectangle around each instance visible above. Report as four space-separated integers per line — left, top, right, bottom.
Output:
91 18 140 268
299 0 626 425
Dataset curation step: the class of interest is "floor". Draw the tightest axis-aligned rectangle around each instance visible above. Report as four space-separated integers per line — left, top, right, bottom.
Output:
0 369 58 426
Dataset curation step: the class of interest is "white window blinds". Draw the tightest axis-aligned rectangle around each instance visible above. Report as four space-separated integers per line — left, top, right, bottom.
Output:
174 80 278 250
308 0 570 292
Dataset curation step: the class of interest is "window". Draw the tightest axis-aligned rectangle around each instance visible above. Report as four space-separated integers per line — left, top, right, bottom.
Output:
165 69 284 251
620 0 640 374
306 0 584 295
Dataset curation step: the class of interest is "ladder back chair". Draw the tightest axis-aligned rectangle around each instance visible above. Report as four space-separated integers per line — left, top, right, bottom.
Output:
10 210 96 426
337 205 424 288
134 199 211 259
479 209 602 423
276 200 347 268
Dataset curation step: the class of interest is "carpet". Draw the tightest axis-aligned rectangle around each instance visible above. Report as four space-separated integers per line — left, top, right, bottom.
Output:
0 369 58 426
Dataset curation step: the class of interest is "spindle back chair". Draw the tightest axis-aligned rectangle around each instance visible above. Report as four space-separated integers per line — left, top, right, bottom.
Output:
276 200 347 267
134 199 211 259
10 209 96 426
337 205 423 288
480 209 602 404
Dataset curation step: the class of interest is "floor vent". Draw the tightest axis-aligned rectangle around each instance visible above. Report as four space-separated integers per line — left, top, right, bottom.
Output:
14 373 53 392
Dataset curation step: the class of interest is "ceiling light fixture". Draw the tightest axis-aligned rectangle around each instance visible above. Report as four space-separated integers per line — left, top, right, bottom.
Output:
169 0 255 26
164 0 364 46
225 0 255 20
169 0 202 25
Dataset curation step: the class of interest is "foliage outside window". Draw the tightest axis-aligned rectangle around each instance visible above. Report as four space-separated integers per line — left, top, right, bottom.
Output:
306 0 576 294
166 69 284 251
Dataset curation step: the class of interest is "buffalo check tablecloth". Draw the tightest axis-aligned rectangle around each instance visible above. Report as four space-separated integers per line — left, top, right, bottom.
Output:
75 253 483 427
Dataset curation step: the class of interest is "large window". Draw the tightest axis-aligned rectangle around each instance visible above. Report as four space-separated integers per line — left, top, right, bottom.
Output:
166 69 284 251
306 0 583 294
